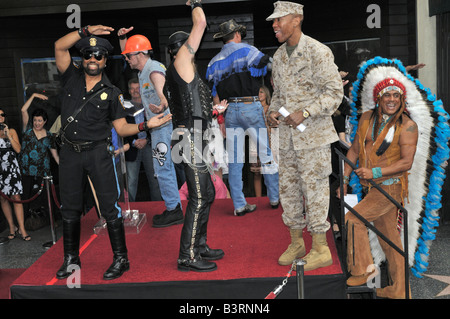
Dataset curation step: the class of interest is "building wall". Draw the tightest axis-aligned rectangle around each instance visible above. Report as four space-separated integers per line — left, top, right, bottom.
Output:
0 0 417 130
388 0 417 66
417 0 437 92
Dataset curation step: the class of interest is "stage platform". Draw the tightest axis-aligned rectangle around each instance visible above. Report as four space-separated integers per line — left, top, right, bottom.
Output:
10 198 345 299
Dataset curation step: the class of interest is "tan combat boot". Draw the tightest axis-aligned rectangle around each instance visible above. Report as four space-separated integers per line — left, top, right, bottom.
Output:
278 229 306 266
303 232 332 271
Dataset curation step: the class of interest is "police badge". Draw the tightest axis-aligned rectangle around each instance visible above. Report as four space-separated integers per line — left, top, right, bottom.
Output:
89 37 97 47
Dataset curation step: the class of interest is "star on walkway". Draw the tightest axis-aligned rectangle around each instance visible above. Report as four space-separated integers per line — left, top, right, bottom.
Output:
424 274 450 297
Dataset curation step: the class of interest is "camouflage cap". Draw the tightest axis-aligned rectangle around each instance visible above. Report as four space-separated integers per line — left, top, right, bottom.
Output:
266 1 304 21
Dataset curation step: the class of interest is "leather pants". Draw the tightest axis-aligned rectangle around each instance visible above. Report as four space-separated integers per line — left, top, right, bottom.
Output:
178 133 215 261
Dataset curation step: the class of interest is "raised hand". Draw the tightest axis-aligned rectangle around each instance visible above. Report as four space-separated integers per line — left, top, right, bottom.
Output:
117 26 134 38
88 25 114 36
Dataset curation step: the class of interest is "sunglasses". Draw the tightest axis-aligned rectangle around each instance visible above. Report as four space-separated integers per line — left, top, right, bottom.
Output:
82 51 106 61
0 113 5 117
122 52 141 60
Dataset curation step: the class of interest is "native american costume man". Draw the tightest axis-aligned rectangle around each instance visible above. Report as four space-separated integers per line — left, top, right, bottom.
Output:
342 57 450 298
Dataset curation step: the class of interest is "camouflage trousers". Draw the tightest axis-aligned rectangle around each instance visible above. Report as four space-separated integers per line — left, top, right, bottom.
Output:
279 142 331 233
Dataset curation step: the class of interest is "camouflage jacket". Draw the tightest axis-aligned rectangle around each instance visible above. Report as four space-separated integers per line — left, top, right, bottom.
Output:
269 34 343 150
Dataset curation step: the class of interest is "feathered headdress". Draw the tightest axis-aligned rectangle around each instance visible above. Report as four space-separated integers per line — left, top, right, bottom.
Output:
370 77 407 156
349 57 450 278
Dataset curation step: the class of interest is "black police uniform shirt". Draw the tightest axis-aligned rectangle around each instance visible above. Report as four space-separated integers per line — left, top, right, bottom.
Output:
59 60 127 142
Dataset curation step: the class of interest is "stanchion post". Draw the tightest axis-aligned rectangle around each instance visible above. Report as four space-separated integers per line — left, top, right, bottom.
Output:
296 259 306 299
93 136 146 235
43 176 57 249
117 135 138 220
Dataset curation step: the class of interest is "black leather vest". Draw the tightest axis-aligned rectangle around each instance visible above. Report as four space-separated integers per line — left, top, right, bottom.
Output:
164 62 213 129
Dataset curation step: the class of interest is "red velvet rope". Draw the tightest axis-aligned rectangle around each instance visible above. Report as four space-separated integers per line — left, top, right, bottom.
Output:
0 183 44 204
50 183 61 209
0 178 61 209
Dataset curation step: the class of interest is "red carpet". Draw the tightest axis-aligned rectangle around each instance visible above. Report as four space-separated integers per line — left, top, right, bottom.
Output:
10 197 344 298
0 269 25 299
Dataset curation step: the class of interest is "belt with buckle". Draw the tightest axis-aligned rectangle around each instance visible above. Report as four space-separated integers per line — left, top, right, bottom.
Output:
228 96 259 104
62 135 107 152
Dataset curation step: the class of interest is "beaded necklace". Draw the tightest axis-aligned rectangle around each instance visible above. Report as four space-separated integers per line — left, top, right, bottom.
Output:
372 113 392 141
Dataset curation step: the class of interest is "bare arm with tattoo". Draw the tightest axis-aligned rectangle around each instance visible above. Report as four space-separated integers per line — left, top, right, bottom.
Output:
173 0 207 83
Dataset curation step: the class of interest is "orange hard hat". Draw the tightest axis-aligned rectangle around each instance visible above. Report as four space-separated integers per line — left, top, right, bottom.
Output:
121 35 152 55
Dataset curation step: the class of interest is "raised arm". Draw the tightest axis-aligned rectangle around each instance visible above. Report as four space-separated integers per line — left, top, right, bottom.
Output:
173 0 207 82
54 25 114 74
117 26 134 52
21 93 48 130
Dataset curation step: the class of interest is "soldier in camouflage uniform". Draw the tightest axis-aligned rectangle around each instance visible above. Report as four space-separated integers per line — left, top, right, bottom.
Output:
267 1 344 271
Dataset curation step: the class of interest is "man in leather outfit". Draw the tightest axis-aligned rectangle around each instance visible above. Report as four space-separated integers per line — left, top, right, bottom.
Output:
164 0 227 272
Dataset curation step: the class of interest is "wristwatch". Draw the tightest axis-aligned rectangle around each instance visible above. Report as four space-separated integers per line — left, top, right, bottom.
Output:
303 109 310 119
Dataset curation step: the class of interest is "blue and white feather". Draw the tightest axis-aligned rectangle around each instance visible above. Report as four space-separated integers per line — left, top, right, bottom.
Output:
349 57 450 278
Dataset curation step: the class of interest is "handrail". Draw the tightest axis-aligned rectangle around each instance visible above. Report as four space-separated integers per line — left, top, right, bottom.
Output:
335 148 409 299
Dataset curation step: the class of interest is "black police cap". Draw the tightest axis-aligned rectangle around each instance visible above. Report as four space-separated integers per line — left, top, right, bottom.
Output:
75 35 114 54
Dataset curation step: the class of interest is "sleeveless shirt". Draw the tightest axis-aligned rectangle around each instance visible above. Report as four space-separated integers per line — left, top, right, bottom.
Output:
358 111 409 198
164 62 213 129
138 58 171 121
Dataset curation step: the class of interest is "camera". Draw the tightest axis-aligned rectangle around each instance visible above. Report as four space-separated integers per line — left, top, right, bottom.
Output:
0 123 5 130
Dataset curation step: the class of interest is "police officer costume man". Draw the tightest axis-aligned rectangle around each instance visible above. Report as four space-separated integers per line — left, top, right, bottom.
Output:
54 25 171 280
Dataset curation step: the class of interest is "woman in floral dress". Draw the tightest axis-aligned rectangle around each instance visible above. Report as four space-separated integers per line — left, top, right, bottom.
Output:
0 108 29 241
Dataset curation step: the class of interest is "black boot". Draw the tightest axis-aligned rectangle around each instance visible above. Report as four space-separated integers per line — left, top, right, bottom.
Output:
152 203 183 228
199 231 224 261
178 209 217 272
103 218 130 280
56 219 81 279
177 257 217 272
200 245 225 261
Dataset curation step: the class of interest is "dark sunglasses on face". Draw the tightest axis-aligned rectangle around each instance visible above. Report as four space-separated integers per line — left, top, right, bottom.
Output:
0 113 5 117
82 51 105 61
122 52 141 60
